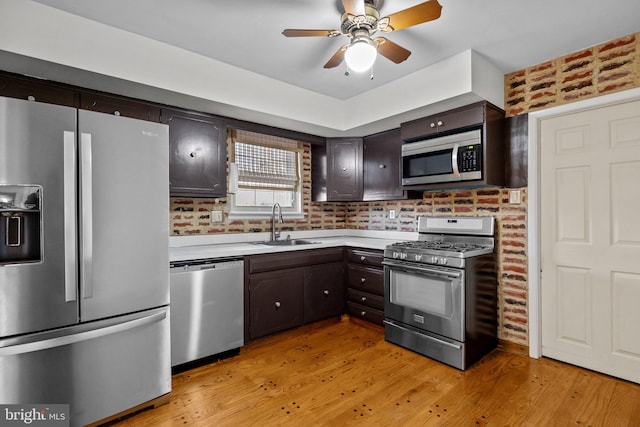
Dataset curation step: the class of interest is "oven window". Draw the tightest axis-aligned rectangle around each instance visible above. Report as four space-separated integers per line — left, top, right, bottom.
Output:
403 149 453 178
389 269 452 318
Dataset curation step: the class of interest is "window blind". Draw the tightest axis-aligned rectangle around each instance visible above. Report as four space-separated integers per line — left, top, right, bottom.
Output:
232 131 300 191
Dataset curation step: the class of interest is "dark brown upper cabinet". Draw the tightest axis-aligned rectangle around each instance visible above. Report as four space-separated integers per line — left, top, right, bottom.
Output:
162 109 227 198
401 103 485 141
0 71 78 108
363 128 406 201
326 137 363 201
80 92 161 122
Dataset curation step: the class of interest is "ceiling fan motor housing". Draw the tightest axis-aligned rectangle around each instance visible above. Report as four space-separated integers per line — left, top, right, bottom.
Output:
341 5 380 35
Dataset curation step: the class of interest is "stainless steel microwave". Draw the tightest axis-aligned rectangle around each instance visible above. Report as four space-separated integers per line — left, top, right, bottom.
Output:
402 129 482 186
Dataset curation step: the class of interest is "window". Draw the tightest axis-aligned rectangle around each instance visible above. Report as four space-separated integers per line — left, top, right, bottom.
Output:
228 130 304 219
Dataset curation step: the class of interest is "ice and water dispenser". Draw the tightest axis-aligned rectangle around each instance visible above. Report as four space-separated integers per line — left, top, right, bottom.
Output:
0 185 42 265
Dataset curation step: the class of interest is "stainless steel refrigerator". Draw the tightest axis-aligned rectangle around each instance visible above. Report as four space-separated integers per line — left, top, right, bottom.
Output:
0 96 171 426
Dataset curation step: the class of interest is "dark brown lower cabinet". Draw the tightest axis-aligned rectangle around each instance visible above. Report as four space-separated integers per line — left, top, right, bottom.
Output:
249 269 304 340
345 248 385 325
245 248 345 341
304 262 345 324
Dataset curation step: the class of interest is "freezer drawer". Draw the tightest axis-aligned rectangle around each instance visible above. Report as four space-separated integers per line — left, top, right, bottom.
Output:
170 258 244 367
0 307 171 427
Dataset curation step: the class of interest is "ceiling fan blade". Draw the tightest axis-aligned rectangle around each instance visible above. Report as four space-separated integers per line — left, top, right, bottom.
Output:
382 0 442 32
374 37 411 64
282 29 340 37
324 45 348 69
342 0 365 16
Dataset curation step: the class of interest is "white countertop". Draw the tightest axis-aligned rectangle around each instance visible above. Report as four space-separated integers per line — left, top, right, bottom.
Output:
169 229 417 262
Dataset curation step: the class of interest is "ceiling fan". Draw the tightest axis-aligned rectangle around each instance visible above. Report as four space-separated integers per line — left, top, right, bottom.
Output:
282 0 443 73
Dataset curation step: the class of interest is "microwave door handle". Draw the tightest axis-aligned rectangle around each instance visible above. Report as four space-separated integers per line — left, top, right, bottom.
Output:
451 143 460 177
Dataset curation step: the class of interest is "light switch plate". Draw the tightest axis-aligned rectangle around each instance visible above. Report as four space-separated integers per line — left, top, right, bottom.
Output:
509 189 521 205
211 210 224 223
389 209 396 219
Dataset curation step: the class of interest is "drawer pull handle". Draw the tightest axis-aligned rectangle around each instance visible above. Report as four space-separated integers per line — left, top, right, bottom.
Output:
361 277 366 283
361 296 367 302
360 256 366 261
323 290 330 296
360 311 366 317
275 301 281 308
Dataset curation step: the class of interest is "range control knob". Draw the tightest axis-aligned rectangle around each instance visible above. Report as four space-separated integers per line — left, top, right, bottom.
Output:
414 254 423 262
430 256 438 264
400 252 407 260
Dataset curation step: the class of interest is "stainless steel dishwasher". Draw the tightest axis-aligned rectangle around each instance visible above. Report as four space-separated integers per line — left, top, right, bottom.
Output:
170 257 244 367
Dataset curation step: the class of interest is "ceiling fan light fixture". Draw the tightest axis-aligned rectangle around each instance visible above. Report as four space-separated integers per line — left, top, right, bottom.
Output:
345 37 377 72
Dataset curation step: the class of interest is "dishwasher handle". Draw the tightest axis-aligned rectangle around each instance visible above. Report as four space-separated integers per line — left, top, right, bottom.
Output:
170 258 243 272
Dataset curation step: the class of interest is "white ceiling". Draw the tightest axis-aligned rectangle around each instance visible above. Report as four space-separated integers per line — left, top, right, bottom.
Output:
29 0 640 101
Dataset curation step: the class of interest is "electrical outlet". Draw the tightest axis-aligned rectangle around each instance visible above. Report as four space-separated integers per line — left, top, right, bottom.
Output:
509 190 521 205
389 209 396 220
210 210 224 223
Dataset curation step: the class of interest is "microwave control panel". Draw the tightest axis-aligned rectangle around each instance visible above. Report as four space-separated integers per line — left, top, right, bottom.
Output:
458 144 482 172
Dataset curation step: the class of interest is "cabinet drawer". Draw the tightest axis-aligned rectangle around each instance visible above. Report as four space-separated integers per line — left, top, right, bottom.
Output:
248 248 344 274
347 265 384 296
347 288 384 311
347 302 384 325
346 248 383 267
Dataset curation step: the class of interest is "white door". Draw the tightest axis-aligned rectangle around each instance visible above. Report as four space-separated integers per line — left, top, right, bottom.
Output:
540 99 640 383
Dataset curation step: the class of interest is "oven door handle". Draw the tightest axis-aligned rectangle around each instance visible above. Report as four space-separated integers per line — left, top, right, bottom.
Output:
382 261 463 279
383 320 462 350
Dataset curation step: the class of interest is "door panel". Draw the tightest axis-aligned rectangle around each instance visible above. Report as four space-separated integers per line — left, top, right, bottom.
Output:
0 97 78 337
78 110 169 321
541 98 640 383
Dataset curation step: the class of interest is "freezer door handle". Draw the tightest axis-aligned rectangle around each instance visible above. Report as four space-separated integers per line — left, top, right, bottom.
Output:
80 132 93 299
63 131 77 302
0 309 167 357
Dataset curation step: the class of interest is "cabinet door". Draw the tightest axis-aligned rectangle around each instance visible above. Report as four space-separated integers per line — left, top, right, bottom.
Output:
326 137 363 201
363 128 405 201
80 92 161 122
435 104 484 133
0 72 78 107
162 109 227 198
249 269 304 339
304 262 345 324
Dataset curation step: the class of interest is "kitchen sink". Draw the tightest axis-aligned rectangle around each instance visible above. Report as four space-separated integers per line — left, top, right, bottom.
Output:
253 239 319 246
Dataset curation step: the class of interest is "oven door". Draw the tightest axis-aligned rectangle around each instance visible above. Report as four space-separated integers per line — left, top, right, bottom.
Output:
383 259 464 341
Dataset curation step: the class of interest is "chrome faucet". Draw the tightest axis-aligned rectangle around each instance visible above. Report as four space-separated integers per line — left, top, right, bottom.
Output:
271 202 283 241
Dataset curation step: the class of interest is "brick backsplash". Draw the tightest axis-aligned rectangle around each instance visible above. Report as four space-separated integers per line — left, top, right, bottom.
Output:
505 32 640 117
167 31 640 347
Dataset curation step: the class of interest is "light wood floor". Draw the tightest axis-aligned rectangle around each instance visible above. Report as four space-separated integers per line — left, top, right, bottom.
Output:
114 317 640 426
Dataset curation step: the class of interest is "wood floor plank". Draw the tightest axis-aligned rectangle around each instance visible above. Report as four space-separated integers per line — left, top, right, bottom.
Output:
112 319 640 427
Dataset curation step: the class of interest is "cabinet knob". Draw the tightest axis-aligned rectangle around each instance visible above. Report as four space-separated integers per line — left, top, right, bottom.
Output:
360 277 366 283
114 110 121 116
323 290 330 296
275 301 281 308
437 120 443 126
361 296 367 302
190 152 197 158
342 167 347 171
360 311 366 317
379 164 386 169
27 95 36 101
430 122 436 128
360 256 366 261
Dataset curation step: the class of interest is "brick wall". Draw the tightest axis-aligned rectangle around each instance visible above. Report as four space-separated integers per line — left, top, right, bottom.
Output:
170 32 640 348
505 32 640 117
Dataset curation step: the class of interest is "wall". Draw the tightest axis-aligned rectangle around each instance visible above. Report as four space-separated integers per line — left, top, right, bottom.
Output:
505 32 640 117
171 32 640 348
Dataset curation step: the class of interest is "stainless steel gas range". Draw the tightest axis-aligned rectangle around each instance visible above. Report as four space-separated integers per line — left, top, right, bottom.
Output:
383 216 498 370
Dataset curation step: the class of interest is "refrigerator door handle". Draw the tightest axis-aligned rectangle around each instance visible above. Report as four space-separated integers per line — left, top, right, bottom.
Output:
80 132 93 299
63 131 77 302
0 309 167 357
